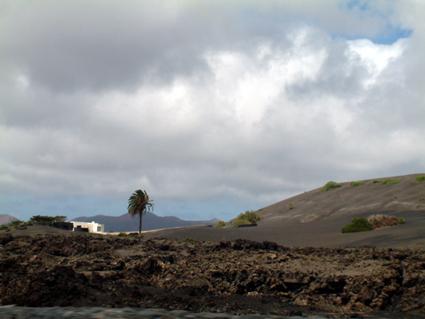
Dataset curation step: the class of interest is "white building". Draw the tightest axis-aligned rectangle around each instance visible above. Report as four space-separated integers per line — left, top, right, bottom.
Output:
70 221 104 233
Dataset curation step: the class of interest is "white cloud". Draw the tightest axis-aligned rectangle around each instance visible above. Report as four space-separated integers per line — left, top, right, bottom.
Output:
0 1 424 219
347 38 405 87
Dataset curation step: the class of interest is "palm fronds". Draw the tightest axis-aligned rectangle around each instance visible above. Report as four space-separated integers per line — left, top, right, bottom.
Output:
128 189 153 233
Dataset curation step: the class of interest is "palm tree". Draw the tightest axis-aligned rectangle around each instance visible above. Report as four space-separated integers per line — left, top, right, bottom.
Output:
128 189 153 234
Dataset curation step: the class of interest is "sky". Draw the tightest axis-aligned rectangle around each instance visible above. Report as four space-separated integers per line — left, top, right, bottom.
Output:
0 0 424 221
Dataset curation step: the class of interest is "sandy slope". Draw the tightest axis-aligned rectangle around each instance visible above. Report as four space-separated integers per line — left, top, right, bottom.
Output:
146 174 425 248
259 174 425 223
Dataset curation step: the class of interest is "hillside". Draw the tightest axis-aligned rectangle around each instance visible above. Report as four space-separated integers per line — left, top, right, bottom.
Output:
259 173 425 223
145 174 425 248
73 212 216 232
0 215 17 225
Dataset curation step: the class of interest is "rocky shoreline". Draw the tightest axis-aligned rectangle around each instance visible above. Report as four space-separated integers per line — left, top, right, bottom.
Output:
1 234 425 317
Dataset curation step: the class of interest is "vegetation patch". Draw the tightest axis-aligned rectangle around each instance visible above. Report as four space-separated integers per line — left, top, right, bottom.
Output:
416 175 425 182
323 181 342 191
342 215 406 233
351 181 364 187
381 179 400 185
367 214 405 228
342 217 373 233
231 211 261 227
0 215 72 232
214 220 226 228
30 215 66 225
214 211 262 228
13 220 27 229
370 178 401 185
0 220 28 231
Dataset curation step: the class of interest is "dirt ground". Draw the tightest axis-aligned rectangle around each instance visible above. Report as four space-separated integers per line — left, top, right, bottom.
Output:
1 233 425 317
143 174 425 249
144 211 425 248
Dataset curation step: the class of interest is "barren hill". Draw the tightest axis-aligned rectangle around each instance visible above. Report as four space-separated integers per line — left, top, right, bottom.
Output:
259 173 425 223
146 174 425 248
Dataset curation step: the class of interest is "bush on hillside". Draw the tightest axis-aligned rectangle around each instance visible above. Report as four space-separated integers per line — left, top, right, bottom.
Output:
214 220 226 228
416 175 425 182
341 217 373 233
381 179 400 185
342 215 406 233
231 211 261 227
231 218 255 227
371 179 401 185
323 181 342 191
351 181 364 187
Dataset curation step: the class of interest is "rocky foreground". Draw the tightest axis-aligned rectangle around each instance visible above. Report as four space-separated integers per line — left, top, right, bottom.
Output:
0 306 329 319
1 234 425 317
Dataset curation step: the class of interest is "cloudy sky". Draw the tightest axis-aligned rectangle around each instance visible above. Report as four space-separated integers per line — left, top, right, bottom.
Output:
0 0 424 221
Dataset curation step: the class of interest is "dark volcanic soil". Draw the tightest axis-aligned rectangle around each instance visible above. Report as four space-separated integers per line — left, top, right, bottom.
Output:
1 234 425 316
143 174 425 248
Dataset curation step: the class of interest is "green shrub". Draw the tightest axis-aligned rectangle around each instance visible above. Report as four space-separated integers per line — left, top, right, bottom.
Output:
118 232 128 237
323 181 342 191
214 220 226 228
371 179 401 185
288 202 295 210
398 217 406 224
381 179 400 185
240 211 261 223
351 181 364 187
231 210 261 227
231 218 254 227
342 217 373 233
30 215 67 225
0 220 28 231
8 220 24 227
416 175 425 182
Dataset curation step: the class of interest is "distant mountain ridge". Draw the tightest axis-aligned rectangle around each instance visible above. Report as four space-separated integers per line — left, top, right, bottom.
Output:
73 212 217 232
0 214 18 225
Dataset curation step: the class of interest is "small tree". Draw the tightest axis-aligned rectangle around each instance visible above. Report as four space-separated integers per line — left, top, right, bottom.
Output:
30 215 67 225
128 189 153 234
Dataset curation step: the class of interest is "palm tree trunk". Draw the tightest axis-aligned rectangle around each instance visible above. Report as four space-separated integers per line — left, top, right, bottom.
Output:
139 212 142 234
